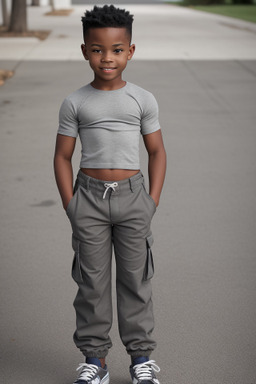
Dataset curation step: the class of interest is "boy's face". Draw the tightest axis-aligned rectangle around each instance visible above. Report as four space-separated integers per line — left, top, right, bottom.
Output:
81 27 135 88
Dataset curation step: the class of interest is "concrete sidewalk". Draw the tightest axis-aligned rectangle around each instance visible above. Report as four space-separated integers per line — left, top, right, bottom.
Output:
0 3 256 68
1 3 256 384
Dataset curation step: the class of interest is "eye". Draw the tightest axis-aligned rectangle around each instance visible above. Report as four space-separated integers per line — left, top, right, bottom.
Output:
92 49 101 53
114 49 123 54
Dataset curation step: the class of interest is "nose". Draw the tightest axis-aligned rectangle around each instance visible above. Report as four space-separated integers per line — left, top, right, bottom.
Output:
101 50 113 62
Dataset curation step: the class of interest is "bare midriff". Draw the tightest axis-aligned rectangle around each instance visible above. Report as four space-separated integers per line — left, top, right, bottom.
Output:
80 168 140 181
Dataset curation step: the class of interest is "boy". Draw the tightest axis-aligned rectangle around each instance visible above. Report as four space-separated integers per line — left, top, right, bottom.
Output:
54 5 166 384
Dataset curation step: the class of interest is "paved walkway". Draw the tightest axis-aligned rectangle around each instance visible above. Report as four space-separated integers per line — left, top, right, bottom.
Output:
0 4 256 384
1 3 256 65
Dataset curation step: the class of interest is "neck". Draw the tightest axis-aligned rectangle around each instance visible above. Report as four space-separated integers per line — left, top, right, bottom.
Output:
91 78 126 91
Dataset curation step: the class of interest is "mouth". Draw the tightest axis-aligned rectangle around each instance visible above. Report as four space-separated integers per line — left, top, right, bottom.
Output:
100 67 116 72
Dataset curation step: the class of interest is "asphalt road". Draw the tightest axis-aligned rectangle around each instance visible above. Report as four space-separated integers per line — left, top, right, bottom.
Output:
1 4 256 384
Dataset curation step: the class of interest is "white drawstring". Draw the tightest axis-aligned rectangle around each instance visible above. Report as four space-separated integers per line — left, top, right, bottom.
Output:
103 182 118 199
133 360 160 381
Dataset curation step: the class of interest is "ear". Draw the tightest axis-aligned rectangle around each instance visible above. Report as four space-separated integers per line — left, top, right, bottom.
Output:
128 44 135 61
81 44 89 60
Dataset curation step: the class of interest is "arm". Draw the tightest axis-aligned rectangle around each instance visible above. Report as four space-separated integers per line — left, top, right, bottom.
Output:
53 133 77 210
143 129 167 207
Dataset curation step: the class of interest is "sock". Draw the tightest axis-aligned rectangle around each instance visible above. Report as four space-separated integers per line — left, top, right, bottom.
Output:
131 356 149 367
86 357 102 368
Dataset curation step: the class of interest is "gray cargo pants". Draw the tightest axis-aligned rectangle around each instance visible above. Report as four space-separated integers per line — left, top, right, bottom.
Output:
66 170 157 358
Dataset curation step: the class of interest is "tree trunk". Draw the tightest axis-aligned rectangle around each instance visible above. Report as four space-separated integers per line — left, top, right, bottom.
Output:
8 0 27 33
1 0 10 27
49 0 55 12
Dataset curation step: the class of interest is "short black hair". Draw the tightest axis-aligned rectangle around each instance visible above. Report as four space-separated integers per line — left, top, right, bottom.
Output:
81 5 134 43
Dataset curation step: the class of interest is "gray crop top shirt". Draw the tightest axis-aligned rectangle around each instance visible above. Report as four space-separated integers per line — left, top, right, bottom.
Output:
58 82 161 169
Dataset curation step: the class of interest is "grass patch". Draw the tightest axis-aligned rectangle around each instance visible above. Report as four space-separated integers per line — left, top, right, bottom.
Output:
0 26 51 40
0 69 14 86
44 9 73 16
172 1 256 23
189 4 256 23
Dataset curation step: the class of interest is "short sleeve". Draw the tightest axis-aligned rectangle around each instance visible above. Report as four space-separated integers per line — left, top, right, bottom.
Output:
57 97 79 138
140 92 161 135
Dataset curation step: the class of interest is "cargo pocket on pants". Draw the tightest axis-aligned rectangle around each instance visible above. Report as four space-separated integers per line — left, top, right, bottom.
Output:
71 235 83 284
143 233 155 281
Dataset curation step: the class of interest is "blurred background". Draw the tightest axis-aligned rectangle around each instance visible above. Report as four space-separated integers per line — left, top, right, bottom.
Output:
0 1 256 384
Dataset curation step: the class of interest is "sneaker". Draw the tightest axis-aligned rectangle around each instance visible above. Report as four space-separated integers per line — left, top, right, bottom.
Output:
130 360 160 384
73 363 109 384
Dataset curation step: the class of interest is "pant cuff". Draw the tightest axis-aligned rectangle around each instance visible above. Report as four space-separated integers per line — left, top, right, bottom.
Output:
82 350 109 358
128 349 153 358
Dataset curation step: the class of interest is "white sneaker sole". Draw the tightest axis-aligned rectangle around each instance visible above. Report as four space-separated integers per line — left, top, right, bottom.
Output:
102 372 110 384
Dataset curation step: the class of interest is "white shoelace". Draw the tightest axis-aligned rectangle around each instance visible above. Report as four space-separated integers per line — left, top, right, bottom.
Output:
75 363 99 380
133 360 160 381
103 182 118 199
